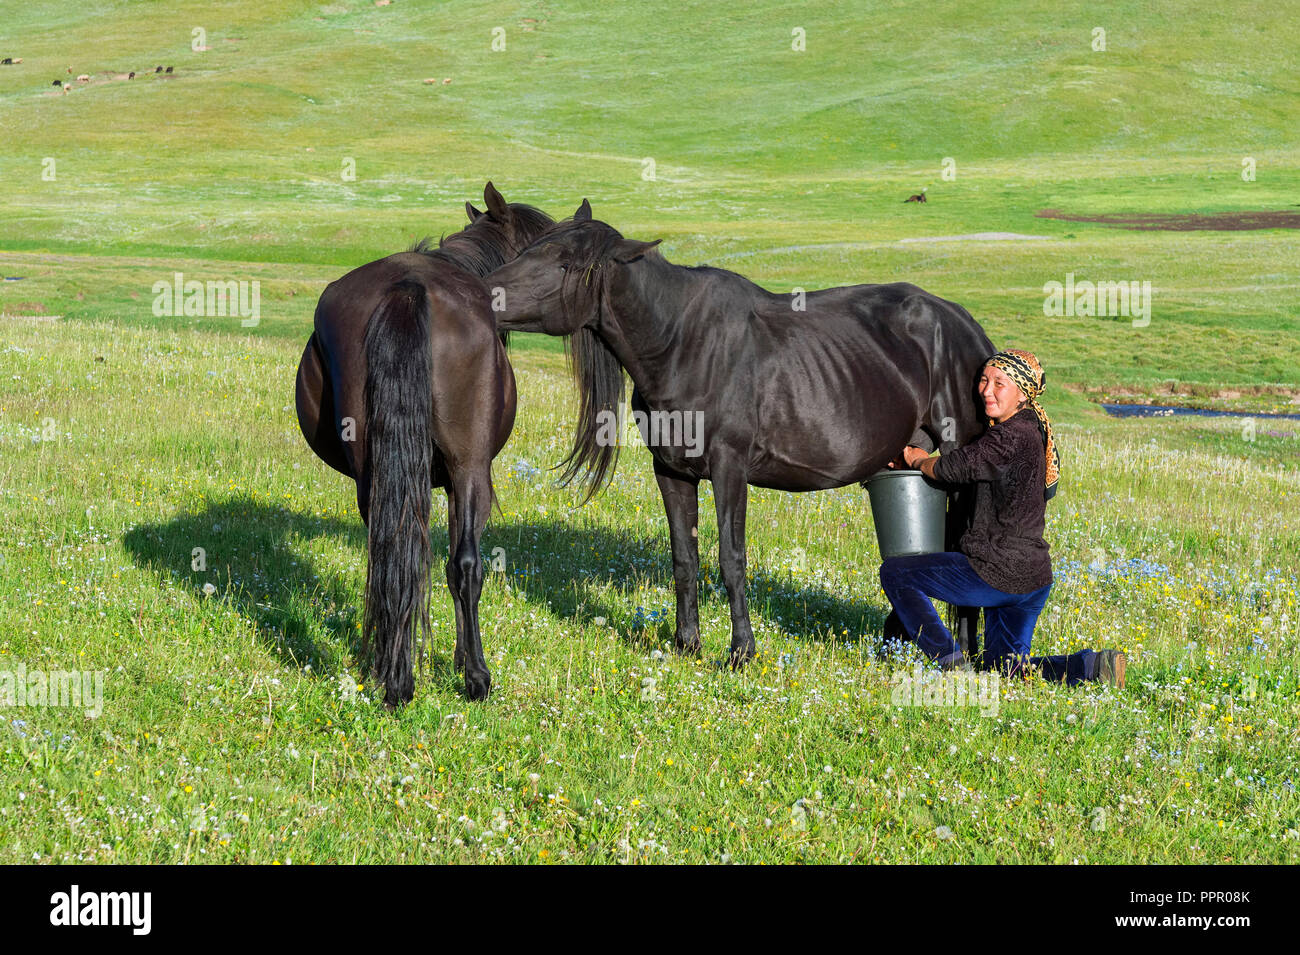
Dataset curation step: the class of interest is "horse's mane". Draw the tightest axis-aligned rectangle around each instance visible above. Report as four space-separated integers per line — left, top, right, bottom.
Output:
502 203 555 245
408 201 554 351
557 323 625 502
410 202 554 277
545 219 642 501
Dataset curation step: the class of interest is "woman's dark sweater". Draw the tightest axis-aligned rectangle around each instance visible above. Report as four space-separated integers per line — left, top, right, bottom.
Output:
930 408 1052 594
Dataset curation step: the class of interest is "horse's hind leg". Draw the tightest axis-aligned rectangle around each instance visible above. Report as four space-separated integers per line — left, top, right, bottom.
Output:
930 377 982 662
945 485 981 662
446 464 492 701
710 458 756 667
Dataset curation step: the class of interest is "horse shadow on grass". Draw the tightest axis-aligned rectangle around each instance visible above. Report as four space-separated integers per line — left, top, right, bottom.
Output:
122 495 896 692
486 517 894 659
122 495 376 678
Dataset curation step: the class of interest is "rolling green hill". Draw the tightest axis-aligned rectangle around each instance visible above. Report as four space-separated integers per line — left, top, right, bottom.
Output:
1 0 1297 411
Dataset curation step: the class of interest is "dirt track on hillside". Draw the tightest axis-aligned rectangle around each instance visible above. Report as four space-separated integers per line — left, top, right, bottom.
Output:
1036 209 1300 230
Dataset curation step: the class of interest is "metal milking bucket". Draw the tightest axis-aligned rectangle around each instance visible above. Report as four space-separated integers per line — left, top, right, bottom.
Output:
864 470 948 557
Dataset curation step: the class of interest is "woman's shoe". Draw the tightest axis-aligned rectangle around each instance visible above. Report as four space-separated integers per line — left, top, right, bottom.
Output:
1087 649 1126 688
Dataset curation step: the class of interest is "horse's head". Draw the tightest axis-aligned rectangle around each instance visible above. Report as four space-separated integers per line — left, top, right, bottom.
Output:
487 201 660 501
455 181 554 268
487 200 660 335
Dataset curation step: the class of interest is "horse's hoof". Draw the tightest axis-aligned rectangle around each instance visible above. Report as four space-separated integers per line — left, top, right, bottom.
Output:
465 670 491 702
380 670 415 708
384 687 413 708
673 635 701 655
729 644 756 669
882 610 907 642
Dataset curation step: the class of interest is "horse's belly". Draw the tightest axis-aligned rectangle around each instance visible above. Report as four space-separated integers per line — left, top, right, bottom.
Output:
747 416 919 490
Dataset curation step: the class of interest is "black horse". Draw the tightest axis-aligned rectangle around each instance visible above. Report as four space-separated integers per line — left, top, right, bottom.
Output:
486 204 993 666
295 183 553 704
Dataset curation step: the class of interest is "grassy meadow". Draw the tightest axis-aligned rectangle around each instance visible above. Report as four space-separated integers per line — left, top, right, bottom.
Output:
1 1 1298 863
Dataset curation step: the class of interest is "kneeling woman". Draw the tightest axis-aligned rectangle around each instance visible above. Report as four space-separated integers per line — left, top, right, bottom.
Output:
880 349 1125 686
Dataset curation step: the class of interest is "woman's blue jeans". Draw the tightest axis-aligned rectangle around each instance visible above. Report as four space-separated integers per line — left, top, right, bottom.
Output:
879 551 1094 685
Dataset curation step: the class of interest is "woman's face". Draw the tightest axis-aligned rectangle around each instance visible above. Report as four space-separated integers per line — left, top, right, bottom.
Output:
978 365 1027 423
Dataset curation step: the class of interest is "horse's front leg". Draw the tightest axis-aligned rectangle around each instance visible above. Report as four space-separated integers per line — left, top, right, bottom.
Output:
653 461 701 655
710 459 755 667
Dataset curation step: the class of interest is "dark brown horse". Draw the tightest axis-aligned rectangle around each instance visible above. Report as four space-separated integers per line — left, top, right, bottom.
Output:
485 203 991 667
295 183 553 704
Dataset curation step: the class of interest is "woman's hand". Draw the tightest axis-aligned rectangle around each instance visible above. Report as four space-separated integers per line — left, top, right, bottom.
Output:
895 445 928 469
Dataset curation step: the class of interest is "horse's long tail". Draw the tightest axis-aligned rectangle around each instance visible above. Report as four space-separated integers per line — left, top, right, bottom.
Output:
362 279 433 707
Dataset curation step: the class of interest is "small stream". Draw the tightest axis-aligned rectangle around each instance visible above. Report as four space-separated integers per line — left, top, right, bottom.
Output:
1102 403 1300 421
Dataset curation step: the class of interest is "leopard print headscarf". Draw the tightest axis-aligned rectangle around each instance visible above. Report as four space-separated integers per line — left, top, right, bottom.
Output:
985 349 1060 500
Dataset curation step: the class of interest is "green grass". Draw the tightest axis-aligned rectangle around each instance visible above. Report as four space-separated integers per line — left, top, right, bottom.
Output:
0 0 1298 863
2 318 1297 863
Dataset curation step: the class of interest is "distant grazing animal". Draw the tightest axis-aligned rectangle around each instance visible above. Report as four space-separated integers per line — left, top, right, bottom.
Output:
165 66 173 74
77 74 89 82
52 79 62 87
295 183 554 705
904 189 928 203
1 57 13 65
154 66 162 73
128 71 135 80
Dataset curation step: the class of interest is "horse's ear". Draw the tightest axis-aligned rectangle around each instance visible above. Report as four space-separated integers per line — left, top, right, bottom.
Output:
466 202 484 222
574 198 592 222
612 238 661 264
484 181 509 220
